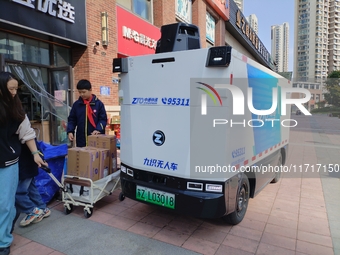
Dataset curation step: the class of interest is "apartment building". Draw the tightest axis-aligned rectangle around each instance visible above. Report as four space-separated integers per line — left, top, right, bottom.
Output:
271 22 289 73
328 0 340 72
247 14 259 34
292 0 340 109
294 0 329 83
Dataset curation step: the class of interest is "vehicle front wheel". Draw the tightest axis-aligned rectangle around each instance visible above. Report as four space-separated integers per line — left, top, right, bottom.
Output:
224 174 250 225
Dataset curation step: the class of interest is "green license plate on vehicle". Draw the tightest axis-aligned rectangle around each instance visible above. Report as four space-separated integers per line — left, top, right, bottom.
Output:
136 185 175 209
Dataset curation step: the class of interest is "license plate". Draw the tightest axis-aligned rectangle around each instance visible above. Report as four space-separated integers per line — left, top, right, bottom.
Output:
136 185 175 209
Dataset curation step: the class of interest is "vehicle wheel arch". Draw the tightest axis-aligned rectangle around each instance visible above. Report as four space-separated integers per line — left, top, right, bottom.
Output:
244 170 256 198
281 147 286 165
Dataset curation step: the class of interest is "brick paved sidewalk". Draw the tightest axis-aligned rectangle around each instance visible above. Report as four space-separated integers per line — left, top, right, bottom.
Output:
10 115 340 255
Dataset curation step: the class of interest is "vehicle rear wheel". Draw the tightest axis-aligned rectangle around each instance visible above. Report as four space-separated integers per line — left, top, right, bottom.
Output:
119 192 125 201
271 152 282 183
224 174 249 225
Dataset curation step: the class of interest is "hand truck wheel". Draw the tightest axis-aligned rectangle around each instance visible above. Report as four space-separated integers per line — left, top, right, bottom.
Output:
84 207 93 218
64 204 74 215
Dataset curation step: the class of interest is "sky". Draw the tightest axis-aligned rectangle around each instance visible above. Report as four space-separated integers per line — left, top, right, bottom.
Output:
243 0 295 71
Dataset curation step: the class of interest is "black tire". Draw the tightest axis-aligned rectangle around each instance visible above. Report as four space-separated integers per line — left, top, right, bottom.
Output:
64 204 73 215
119 192 125 201
84 207 93 218
271 152 282 183
224 174 250 225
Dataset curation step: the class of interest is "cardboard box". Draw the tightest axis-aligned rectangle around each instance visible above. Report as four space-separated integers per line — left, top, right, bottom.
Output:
67 148 80 176
88 135 117 173
80 147 100 181
83 147 110 179
67 147 100 181
96 148 110 178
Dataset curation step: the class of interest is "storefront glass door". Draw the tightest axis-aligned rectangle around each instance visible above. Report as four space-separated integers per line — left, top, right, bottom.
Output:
50 67 72 145
4 63 72 145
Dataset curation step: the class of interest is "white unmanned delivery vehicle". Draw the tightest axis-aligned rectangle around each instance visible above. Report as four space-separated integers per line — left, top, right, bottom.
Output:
114 23 291 225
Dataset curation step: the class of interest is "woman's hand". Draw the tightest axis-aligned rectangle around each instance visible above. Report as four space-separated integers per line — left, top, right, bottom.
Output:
33 153 48 168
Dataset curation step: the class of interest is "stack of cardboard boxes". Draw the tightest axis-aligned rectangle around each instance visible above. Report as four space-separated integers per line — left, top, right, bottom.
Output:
67 135 117 181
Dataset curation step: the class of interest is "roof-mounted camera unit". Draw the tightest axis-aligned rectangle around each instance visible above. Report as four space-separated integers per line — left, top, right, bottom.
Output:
155 23 201 54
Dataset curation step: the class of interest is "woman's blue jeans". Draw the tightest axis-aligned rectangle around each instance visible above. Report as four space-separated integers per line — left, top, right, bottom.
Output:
0 163 18 248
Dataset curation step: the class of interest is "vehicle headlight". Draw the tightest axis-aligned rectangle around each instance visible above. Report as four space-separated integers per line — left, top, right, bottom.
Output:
121 165 127 173
206 184 223 193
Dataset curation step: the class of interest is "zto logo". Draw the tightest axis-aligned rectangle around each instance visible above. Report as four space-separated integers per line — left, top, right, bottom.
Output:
153 130 165 146
196 82 223 115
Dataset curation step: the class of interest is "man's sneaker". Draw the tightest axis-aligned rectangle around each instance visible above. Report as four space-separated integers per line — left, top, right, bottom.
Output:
20 207 43 226
33 207 51 223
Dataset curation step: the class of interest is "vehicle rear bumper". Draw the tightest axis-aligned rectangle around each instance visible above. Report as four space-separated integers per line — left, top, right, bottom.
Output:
120 163 229 218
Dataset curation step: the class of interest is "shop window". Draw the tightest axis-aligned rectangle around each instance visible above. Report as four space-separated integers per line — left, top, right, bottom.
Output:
176 0 192 24
133 0 151 21
1 33 50 65
7 34 24 62
1 32 71 68
117 0 152 22
206 12 215 45
0 31 6 55
53 45 71 67
25 38 49 66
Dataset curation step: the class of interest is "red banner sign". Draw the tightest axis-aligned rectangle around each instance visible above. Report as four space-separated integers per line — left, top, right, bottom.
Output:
117 6 161 56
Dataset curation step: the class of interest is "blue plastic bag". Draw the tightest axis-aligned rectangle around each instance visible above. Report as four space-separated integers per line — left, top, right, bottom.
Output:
35 142 68 204
36 141 68 160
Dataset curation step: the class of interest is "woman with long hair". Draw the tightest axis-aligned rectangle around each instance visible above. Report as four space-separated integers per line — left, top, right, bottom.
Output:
0 71 46 255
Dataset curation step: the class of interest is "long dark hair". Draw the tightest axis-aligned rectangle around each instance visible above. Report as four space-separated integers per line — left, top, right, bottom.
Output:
0 71 25 126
